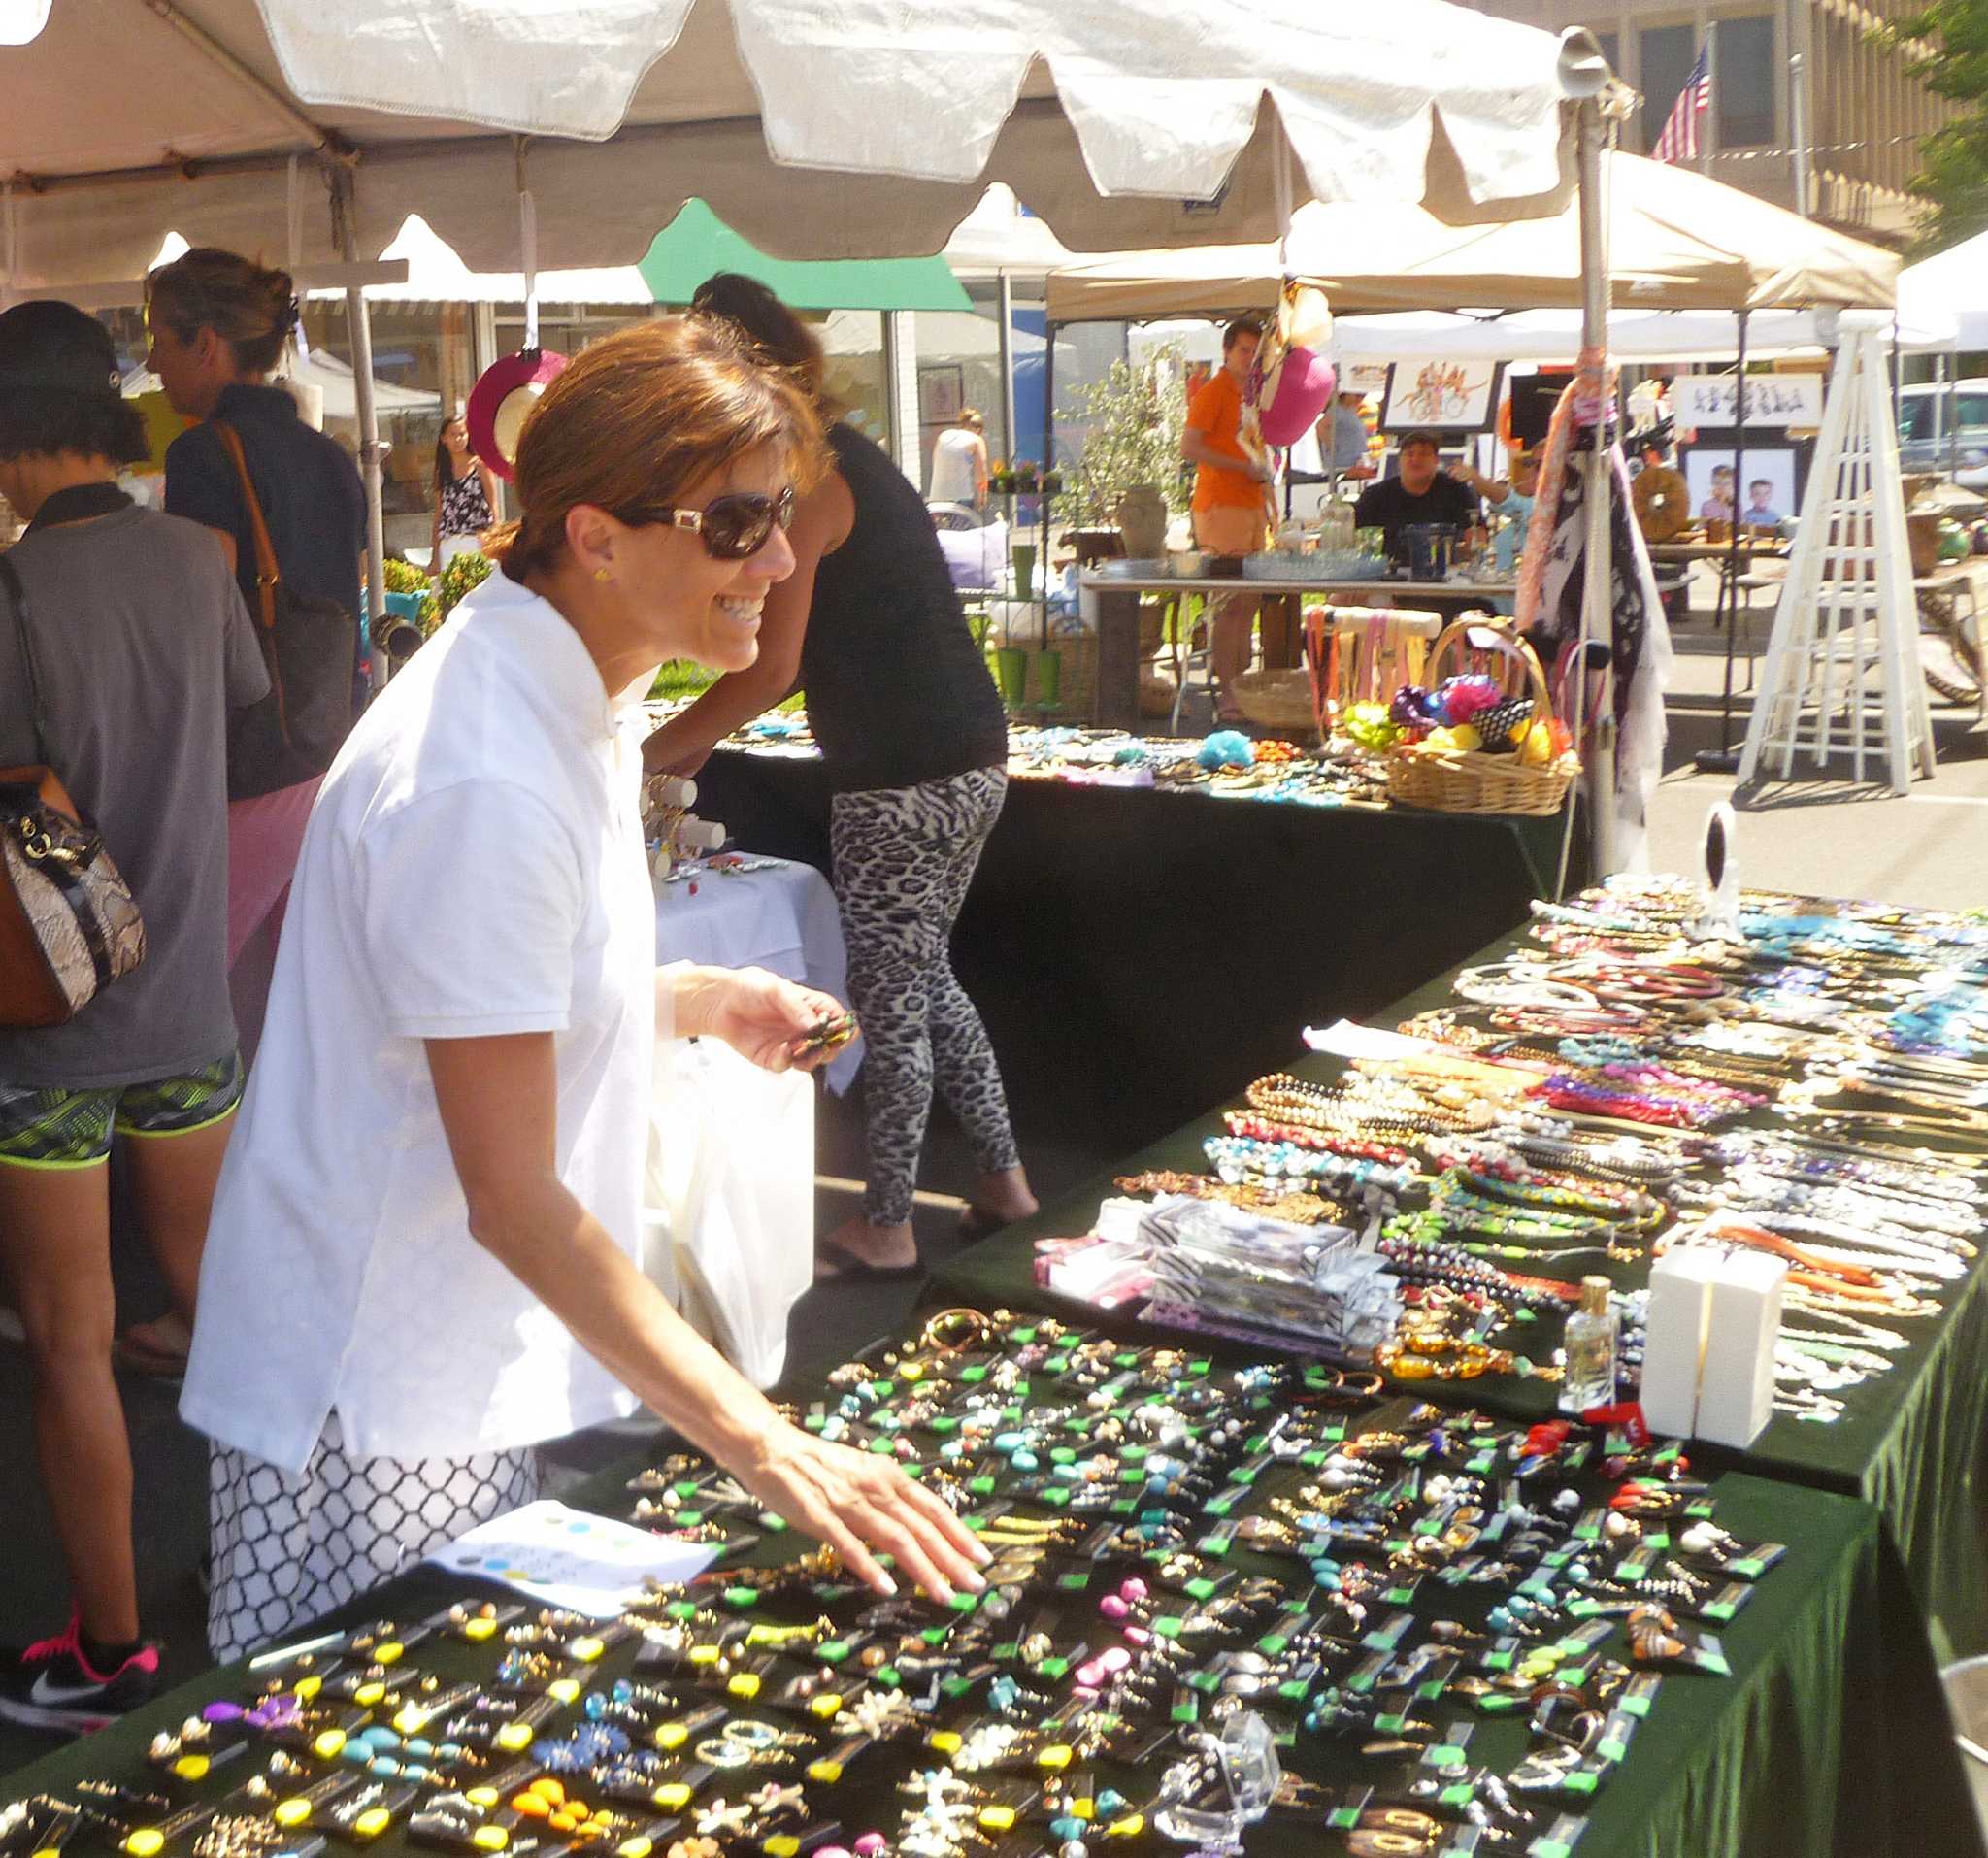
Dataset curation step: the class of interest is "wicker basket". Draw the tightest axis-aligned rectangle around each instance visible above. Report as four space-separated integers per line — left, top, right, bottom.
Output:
1383 617 1577 816
1232 669 1319 734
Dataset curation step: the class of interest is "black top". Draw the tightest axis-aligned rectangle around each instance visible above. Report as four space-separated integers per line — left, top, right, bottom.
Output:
802 424 1008 794
1352 472 1481 555
164 382 367 638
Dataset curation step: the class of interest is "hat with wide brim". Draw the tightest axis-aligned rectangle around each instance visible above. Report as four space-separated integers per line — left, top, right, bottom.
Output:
465 347 567 481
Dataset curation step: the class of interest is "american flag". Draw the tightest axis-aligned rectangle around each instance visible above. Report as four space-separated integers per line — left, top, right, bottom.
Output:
1650 45 1711 163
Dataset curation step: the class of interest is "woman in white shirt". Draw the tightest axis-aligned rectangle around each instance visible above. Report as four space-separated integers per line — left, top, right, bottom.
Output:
926 409 988 511
181 316 987 1657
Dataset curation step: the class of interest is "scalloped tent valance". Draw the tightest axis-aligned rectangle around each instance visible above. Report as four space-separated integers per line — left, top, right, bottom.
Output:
0 0 1576 287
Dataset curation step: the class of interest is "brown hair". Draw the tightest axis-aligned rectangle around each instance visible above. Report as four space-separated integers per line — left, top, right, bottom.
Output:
493 316 826 582
689 272 828 404
958 408 983 433
1222 315 1265 353
147 247 297 376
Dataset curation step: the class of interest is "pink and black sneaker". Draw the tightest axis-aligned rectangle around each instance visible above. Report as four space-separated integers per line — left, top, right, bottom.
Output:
0 1613 160 1732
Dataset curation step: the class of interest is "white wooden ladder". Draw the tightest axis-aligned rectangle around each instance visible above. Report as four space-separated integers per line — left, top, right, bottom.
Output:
1739 317 1935 795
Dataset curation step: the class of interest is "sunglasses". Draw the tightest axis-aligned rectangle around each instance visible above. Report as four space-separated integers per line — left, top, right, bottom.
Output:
654 485 796 561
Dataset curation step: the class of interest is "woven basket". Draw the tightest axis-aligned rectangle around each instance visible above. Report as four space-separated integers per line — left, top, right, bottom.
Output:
1029 632 1098 718
1384 617 1577 816
1232 669 1319 733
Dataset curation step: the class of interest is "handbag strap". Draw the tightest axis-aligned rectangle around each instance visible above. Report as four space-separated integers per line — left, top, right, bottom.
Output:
213 420 282 635
0 553 53 770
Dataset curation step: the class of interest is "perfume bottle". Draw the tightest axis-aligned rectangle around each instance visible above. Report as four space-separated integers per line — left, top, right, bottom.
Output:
1559 1276 1619 1415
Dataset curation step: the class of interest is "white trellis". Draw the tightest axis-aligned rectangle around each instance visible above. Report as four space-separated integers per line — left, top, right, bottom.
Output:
1739 311 1935 795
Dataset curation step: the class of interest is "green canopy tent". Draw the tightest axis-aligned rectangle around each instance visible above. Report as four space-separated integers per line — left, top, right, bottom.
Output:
638 200 971 312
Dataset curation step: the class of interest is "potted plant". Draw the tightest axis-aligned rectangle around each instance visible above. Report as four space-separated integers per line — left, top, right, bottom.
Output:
1055 346 1192 559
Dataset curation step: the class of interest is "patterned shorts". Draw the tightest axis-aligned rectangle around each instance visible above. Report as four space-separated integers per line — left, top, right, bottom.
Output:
208 1415 540 1661
0 1052 245 1170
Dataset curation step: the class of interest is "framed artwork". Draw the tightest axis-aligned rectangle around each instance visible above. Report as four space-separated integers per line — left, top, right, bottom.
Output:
918 363 965 426
1380 360 1504 433
1681 444 1802 526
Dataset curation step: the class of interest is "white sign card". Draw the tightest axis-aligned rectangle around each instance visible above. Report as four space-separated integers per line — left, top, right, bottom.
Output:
1673 374 1825 429
426 1499 719 1617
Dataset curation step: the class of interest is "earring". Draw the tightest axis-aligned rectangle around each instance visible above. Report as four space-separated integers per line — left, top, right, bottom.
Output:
594 568 611 583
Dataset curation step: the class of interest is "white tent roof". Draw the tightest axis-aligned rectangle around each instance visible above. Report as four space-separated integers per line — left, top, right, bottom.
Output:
0 0 1579 286
1046 150 1901 322
124 349 437 419
1897 228 1988 352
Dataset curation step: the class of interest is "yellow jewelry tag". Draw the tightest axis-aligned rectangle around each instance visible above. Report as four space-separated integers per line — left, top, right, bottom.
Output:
688 1645 721 1668
354 1680 386 1708
466 1787 501 1809
764 1838 802 1858
807 1758 843 1786
393 1706 431 1736
173 1756 211 1782
124 1830 166 1857
655 1724 688 1750
929 1731 962 1755
727 1673 761 1700
462 1616 498 1642
472 1828 508 1852
273 1801 312 1829
312 1730 347 1760
374 1642 404 1664
1037 1744 1073 1771
496 1722 536 1752
548 1678 580 1706
978 1808 1015 1833
293 1675 323 1701
1072 1800 1096 1822
619 1841 653 1858
652 1783 693 1812
809 1693 842 1719
568 1638 606 1664
1106 1815 1144 1839
355 1810 393 1840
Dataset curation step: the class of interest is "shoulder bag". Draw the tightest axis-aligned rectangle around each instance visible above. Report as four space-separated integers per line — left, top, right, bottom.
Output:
215 420 357 799
0 554 147 1026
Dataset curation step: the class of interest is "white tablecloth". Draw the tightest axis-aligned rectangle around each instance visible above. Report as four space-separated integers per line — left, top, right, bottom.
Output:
653 854 860 1092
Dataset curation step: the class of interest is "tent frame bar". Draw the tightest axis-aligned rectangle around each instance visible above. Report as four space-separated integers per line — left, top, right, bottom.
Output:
131 0 350 163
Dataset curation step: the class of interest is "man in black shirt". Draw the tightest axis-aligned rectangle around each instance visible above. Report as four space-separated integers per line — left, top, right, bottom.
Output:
1352 428 1480 559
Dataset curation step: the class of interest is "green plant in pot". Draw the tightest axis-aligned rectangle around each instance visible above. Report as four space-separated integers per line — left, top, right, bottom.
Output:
1054 345 1191 558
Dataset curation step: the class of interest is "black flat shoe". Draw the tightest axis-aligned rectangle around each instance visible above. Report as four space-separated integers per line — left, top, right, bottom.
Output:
815 1235 924 1282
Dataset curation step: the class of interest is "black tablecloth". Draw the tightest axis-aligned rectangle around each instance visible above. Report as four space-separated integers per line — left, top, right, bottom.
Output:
696 749 1564 1152
1 1444 1973 1858
931 932 1988 1666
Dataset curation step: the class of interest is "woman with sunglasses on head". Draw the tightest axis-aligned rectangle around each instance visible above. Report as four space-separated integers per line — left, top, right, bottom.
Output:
179 316 989 1658
646 274 1036 1281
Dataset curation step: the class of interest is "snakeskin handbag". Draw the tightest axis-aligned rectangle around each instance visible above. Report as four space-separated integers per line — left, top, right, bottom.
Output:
0 555 146 1027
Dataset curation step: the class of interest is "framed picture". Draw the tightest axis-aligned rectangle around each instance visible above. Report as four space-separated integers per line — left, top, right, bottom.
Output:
1380 360 1504 433
918 363 965 426
1680 444 1804 527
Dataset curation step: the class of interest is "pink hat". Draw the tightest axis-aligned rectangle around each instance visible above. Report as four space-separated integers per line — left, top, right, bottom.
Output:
465 347 567 481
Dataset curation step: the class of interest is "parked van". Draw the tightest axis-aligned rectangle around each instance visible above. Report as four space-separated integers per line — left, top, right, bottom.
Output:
1898 379 1988 488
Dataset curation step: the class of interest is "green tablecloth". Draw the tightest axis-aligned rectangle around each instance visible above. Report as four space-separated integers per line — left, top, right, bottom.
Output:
931 935 1988 1663
2 1450 1972 1858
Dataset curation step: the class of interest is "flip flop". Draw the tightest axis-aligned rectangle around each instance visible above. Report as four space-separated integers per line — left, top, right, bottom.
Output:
814 1235 924 1282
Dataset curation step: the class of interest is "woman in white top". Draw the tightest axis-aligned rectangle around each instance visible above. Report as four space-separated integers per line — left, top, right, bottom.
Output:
181 316 988 1658
926 408 988 511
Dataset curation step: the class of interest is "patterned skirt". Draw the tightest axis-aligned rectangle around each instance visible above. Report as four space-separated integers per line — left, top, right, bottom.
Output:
207 1414 539 1661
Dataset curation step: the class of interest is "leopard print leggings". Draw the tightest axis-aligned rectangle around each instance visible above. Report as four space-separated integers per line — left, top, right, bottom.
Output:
829 767 1021 1227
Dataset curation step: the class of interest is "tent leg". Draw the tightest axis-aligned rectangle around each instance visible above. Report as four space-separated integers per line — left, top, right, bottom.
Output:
998 270 1016 473
1574 96 1616 884
1695 309 1750 773
338 177 388 700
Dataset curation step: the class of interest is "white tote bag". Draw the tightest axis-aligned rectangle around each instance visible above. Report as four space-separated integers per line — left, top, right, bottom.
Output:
643 1035 814 1388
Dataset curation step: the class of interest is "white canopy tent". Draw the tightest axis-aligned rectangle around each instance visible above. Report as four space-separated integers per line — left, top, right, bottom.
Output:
1045 150 1901 324
0 0 1581 286
1897 228 1988 354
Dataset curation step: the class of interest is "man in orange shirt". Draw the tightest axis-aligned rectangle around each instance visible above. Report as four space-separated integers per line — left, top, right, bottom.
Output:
1180 316 1272 722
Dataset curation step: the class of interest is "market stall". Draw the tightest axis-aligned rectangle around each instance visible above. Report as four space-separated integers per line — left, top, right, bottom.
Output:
931 879 1988 1667
0 1306 1974 1858
694 740 1564 1154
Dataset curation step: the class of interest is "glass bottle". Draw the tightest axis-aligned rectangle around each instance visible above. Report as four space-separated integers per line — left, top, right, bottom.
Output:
1559 1276 1619 1415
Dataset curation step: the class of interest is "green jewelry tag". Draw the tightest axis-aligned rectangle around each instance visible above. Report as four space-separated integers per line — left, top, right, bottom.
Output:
1153 1615 1185 1640
1183 1576 1219 1601
1562 1769 1599 1796
929 1417 958 1436
723 1587 760 1609
868 1439 895 1455
1597 1736 1628 1764
1205 1494 1237 1519
1009 1327 1037 1344
1196 1535 1231 1559
874 1667 901 1690
1049 1447 1076 1465
804 1414 826 1432
818 1642 850 1664
960 1365 987 1383
1043 1486 1072 1509
1039 1656 1070 1679
1057 1572 1089 1591
1043 1353 1071 1374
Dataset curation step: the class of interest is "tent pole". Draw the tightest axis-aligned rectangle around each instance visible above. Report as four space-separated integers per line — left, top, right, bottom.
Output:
998 270 1017 475
1696 308 1749 772
1574 97 1616 883
1039 320 1056 656
336 173 389 700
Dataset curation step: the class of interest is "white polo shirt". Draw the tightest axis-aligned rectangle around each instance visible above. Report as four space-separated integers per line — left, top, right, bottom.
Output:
182 572 659 1472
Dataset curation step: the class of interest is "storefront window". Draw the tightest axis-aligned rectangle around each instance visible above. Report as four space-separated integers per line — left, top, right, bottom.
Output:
1639 24 1697 154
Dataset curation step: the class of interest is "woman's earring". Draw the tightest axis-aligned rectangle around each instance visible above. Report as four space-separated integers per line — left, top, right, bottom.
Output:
594 568 612 583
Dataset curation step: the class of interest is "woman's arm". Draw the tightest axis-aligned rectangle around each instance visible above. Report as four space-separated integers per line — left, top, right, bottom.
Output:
642 471 854 777
427 1029 987 1601
479 461 503 529
1181 429 1271 481
970 434 989 498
